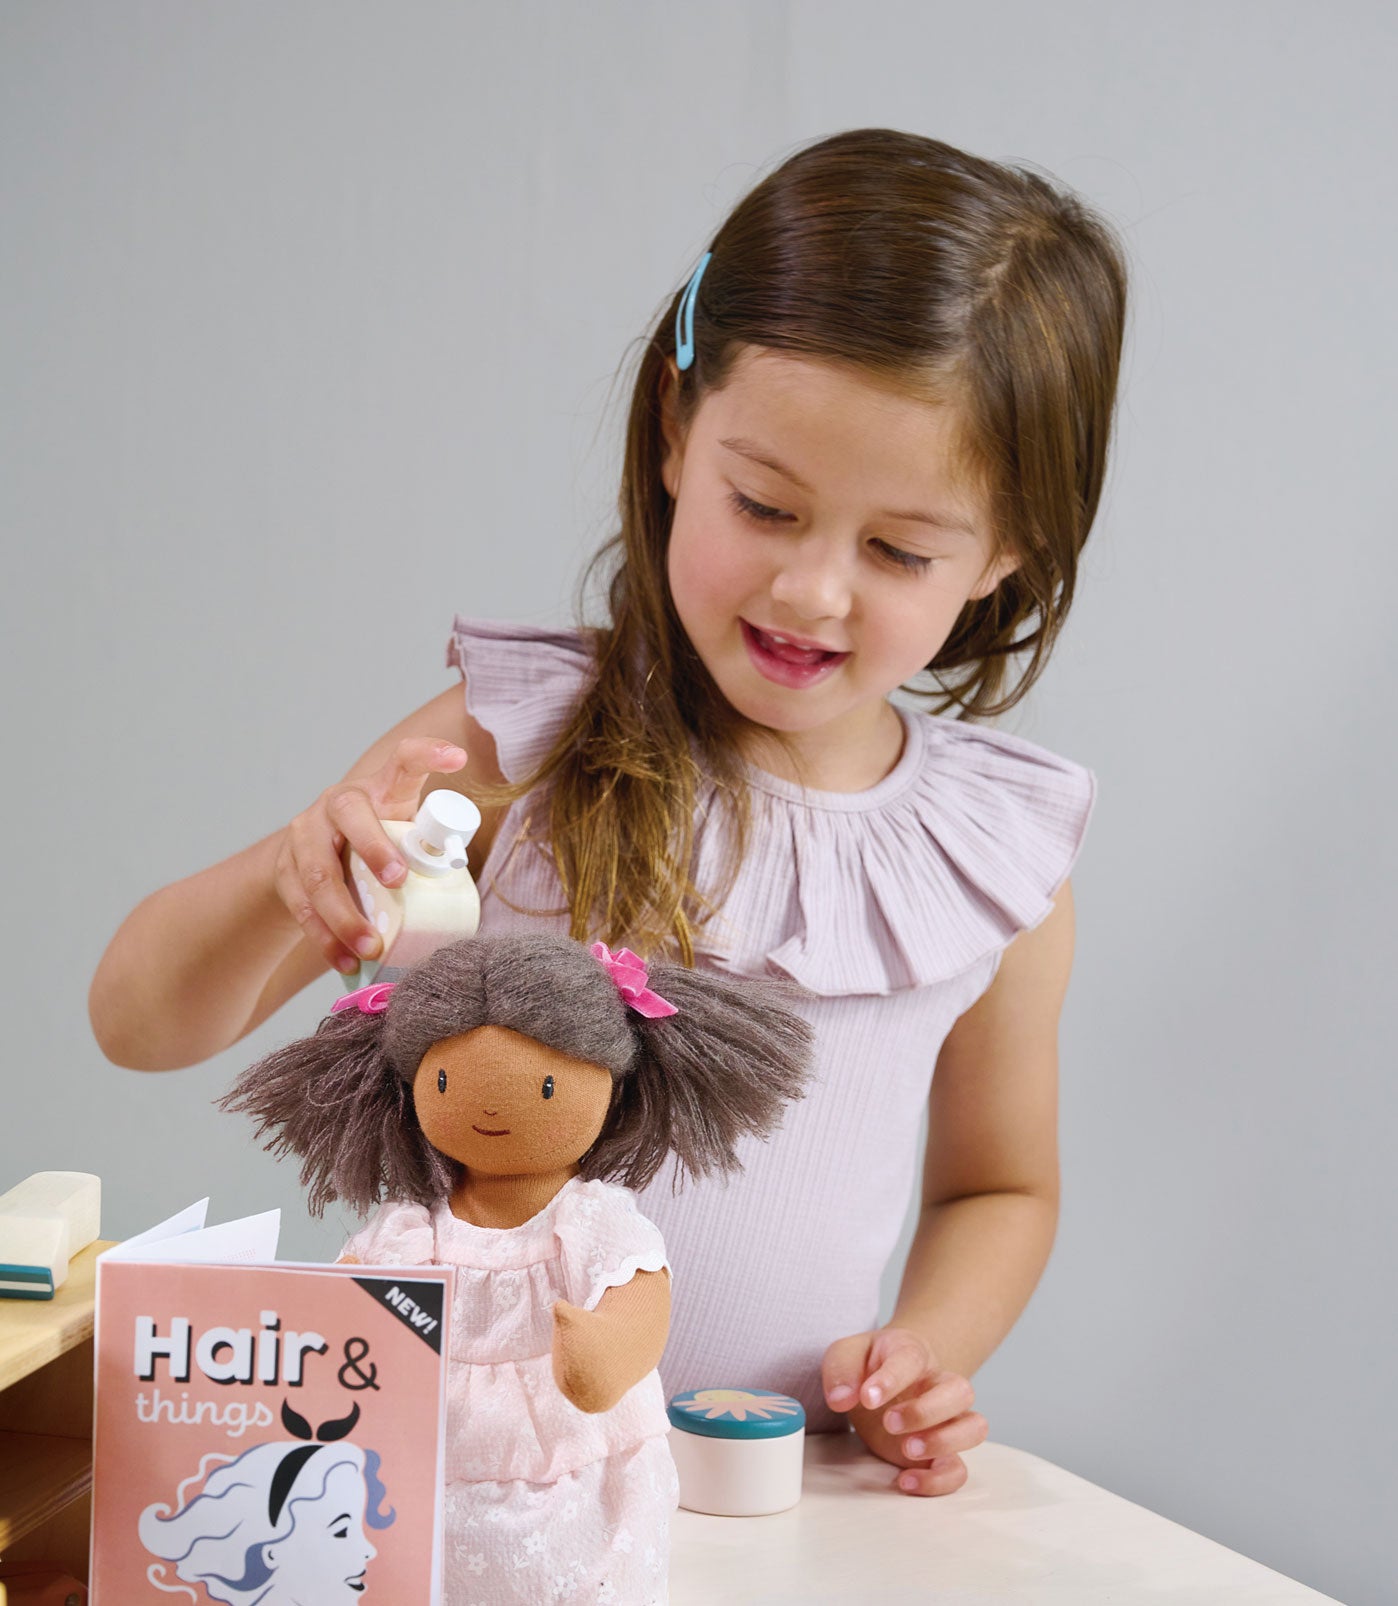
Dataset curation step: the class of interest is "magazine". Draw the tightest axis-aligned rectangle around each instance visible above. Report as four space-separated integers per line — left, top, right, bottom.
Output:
90 1200 452 1604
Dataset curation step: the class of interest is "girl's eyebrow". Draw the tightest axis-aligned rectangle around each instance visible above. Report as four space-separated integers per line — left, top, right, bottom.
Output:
718 436 977 537
327 1512 351 1526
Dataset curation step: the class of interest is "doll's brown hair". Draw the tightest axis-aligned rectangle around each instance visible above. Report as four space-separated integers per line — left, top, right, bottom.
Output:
470 127 1129 964
220 934 813 1216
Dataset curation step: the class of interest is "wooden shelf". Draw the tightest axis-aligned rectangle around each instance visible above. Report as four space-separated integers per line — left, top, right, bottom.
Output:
0 1238 113 1585
0 1241 112 1395
0 1430 92 1550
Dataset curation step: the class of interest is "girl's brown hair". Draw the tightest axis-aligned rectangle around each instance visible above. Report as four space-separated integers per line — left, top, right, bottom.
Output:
478 127 1128 962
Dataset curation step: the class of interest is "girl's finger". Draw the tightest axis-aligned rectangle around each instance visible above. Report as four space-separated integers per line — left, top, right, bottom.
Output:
272 849 361 974
899 1410 988 1463
859 1330 932 1410
373 738 467 811
821 1332 875 1411
894 1454 969 1498
285 822 382 960
324 786 407 887
883 1373 977 1437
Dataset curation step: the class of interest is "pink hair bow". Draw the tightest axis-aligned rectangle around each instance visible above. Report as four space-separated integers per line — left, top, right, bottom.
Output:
590 942 678 1019
331 982 396 1016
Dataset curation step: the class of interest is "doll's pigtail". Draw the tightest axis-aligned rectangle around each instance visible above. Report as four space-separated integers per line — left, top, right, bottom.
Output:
219 1006 453 1215
582 965 814 1192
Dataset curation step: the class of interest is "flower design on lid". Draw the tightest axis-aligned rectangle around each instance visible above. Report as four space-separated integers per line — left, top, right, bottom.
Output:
674 1388 802 1424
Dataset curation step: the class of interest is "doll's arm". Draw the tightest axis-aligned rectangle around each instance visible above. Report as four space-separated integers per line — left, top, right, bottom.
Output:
551 1268 671 1414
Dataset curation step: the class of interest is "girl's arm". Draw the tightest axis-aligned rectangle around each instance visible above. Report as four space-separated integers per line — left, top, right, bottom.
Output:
825 878 1075 1489
552 1269 672 1414
88 685 505 1072
891 876 1073 1375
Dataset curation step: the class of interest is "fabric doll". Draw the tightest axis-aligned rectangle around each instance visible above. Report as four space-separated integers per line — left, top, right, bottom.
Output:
222 932 813 1606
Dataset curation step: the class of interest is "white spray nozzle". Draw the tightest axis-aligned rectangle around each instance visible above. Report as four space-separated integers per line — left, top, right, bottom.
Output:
401 789 482 876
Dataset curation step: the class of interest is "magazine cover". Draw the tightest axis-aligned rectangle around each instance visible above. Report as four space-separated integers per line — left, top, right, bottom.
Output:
90 1203 452 1604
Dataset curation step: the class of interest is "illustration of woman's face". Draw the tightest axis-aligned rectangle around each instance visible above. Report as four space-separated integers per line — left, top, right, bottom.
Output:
264 1460 377 1602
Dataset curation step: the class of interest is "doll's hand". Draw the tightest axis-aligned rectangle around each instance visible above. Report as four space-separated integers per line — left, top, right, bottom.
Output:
822 1327 987 1497
552 1272 670 1415
552 1299 616 1413
275 736 468 977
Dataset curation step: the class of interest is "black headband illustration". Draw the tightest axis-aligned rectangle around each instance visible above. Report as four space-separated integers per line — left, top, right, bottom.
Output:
268 1399 362 1526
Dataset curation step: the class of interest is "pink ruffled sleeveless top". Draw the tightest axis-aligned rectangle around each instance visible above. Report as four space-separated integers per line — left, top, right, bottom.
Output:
445 618 1098 1433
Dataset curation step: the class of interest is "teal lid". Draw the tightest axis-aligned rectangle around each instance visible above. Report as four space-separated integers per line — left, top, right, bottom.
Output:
667 1388 806 1440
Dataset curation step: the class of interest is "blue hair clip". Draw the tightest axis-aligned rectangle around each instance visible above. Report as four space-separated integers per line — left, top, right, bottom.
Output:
675 251 712 372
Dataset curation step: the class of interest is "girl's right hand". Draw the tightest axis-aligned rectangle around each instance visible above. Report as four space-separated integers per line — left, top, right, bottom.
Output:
274 737 468 975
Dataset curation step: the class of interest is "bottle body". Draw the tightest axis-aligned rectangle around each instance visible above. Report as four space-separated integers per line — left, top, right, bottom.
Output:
341 790 482 989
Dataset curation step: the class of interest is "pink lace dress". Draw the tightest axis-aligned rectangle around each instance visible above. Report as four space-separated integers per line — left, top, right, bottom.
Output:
343 1176 676 1606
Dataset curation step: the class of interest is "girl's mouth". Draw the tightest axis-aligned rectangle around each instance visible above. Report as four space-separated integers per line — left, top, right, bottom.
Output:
741 620 849 689
472 1125 511 1137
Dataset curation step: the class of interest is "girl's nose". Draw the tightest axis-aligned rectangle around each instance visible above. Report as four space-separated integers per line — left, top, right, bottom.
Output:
768 540 852 623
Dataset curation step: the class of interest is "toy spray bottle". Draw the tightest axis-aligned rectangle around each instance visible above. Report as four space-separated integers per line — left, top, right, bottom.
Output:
341 788 483 990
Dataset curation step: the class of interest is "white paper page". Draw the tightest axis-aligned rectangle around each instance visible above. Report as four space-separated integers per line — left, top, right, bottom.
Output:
100 1197 210 1258
104 1206 280 1265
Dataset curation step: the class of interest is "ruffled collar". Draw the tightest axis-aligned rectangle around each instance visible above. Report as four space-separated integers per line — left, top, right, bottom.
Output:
446 616 1097 997
738 703 929 813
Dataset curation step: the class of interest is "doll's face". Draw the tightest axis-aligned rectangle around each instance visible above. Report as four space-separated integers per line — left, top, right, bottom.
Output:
413 1026 616 1175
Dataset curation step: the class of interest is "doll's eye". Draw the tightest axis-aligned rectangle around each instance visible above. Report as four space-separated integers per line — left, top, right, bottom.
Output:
541 1075 554 1100
437 1068 447 1094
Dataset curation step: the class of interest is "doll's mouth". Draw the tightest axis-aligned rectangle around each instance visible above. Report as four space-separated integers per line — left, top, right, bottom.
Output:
472 1125 511 1137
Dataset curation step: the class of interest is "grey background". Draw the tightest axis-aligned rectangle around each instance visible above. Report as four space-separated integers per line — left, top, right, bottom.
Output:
3 3 1393 1602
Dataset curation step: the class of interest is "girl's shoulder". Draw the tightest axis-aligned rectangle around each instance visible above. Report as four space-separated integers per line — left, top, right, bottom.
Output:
703 704 1098 997
445 615 595 783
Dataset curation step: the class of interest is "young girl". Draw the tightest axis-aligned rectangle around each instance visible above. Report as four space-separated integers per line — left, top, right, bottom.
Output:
91 126 1128 1501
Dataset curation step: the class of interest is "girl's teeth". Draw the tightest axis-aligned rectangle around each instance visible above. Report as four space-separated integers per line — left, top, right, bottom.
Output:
759 628 826 659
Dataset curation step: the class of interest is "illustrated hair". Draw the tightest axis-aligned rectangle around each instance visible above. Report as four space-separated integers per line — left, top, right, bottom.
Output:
138 1439 393 1604
220 934 814 1214
466 127 1130 960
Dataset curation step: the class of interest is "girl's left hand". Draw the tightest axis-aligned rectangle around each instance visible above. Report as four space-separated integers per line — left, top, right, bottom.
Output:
821 1326 987 1496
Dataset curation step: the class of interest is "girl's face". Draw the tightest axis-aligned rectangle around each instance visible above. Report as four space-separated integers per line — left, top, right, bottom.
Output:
413 1027 615 1176
661 346 1017 783
264 1459 376 1602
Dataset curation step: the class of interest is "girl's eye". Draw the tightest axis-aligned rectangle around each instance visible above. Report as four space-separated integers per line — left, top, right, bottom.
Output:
729 488 787 523
437 1068 447 1093
732 488 933 573
872 539 933 573
333 1526 349 1539
541 1075 555 1100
